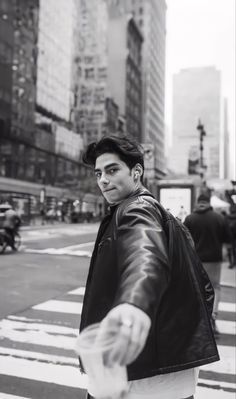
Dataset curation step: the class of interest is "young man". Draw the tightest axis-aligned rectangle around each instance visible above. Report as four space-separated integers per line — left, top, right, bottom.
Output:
80 135 219 399
184 194 231 335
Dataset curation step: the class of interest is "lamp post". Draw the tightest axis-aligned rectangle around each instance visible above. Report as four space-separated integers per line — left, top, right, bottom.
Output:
197 119 207 179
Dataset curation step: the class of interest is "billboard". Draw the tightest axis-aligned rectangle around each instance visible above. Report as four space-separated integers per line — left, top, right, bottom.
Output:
159 187 192 220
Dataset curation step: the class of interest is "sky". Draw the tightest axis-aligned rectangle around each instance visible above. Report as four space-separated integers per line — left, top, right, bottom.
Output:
165 0 235 178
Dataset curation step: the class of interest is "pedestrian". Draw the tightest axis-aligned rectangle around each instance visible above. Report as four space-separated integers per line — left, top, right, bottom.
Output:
3 206 21 249
80 135 219 399
184 193 231 336
177 205 188 222
226 205 236 268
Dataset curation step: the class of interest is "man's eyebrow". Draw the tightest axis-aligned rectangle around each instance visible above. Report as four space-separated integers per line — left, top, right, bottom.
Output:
94 163 119 173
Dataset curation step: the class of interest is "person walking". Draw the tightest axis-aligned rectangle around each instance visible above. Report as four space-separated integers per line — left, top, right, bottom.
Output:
184 194 231 335
3 206 21 249
226 205 236 268
80 135 219 399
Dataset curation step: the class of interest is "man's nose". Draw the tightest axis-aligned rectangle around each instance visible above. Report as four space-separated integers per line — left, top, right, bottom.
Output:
99 173 109 185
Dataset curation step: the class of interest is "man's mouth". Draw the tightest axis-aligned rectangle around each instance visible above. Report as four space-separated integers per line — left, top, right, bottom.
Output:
103 188 115 193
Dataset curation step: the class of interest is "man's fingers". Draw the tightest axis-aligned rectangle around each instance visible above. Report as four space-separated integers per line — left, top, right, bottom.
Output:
105 324 131 366
120 322 148 365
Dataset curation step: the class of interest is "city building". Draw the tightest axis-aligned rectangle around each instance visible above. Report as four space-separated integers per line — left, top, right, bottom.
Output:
107 0 167 179
0 0 14 141
0 0 95 222
74 0 143 144
74 0 110 145
107 14 143 141
223 99 230 179
169 66 224 179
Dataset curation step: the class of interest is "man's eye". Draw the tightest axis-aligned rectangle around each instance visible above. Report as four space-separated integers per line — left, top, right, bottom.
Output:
95 172 101 179
108 168 117 175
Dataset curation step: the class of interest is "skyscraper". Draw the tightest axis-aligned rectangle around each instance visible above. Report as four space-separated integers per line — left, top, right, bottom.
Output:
74 0 110 145
107 0 167 179
107 14 143 141
170 67 224 179
0 0 94 221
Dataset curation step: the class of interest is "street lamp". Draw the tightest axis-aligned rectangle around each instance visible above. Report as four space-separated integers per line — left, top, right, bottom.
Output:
197 119 207 179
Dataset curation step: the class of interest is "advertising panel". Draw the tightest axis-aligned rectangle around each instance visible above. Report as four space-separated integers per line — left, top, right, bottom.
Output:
159 187 192 220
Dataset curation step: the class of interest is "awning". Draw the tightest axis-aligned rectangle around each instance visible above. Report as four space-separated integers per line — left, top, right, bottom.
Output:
210 195 230 209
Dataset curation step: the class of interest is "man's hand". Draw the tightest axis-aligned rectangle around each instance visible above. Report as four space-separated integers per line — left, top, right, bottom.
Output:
98 303 151 367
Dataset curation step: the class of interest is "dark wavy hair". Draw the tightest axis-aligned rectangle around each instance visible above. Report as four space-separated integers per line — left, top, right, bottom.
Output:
82 135 145 179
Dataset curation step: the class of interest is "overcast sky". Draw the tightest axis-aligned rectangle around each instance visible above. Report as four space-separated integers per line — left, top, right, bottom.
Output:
165 0 235 178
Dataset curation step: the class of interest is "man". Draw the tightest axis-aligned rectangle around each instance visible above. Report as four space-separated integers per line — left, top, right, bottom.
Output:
184 194 231 335
3 206 21 249
80 135 219 399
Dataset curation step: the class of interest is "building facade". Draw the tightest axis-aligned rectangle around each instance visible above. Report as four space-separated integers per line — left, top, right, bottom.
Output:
0 0 95 221
169 67 224 179
107 15 143 141
107 0 167 179
74 0 110 145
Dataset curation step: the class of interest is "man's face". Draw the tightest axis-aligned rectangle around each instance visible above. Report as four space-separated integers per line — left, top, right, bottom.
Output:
95 153 138 204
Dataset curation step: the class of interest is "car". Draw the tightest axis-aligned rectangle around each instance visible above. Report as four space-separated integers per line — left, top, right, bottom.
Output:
0 204 12 229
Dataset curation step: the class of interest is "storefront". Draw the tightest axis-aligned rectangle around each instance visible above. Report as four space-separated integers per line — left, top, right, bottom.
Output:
0 177 78 224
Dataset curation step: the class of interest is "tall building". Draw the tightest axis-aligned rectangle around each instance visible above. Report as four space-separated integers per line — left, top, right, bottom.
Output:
107 0 167 179
0 0 39 183
0 0 14 141
223 99 230 179
74 0 110 145
0 0 94 222
170 67 224 179
107 15 143 141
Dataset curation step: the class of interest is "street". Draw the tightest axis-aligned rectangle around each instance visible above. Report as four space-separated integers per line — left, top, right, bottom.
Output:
0 223 235 399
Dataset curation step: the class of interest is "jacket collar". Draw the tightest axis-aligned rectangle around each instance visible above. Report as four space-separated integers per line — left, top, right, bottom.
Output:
107 187 153 215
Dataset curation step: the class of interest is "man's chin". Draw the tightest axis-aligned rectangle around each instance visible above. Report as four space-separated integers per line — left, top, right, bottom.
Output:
103 193 119 204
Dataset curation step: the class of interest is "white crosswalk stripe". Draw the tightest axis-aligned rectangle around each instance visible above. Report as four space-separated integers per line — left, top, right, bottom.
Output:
0 287 235 398
0 394 31 399
22 242 95 257
32 300 83 314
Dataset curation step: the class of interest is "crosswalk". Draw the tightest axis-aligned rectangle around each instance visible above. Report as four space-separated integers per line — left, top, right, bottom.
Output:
0 287 235 399
22 243 94 257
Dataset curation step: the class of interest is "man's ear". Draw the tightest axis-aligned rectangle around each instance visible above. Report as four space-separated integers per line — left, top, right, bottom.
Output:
134 164 143 177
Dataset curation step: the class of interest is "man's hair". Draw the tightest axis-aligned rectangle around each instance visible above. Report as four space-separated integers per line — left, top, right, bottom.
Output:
82 135 145 178
197 194 211 203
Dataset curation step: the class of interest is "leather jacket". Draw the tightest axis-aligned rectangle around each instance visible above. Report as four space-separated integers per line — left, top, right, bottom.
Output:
80 188 219 380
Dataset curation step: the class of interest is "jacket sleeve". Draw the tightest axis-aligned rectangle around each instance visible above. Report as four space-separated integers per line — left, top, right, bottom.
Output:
112 200 170 319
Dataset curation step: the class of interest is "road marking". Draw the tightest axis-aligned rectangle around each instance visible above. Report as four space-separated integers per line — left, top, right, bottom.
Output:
0 347 77 366
219 302 236 313
198 377 236 390
0 356 88 389
201 345 236 375
60 242 94 250
0 394 31 399
0 318 77 336
68 287 85 295
32 300 82 314
196 386 236 398
217 319 236 335
0 324 76 350
23 247 92 257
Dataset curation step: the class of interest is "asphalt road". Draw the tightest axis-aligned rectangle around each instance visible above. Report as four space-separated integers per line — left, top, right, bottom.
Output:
0 223 235 399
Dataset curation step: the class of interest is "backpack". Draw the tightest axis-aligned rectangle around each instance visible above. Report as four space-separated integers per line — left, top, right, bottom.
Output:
155 201 215 317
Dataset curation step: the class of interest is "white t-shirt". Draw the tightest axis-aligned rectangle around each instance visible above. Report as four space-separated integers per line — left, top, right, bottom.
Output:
126 368 199 399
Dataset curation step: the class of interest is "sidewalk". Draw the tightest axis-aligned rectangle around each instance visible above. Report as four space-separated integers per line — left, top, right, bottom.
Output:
220 261 236 288
21 221 100 232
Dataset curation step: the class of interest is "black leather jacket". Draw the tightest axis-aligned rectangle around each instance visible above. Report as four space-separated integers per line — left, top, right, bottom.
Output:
80 188 219 380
